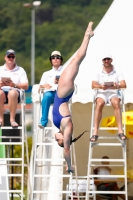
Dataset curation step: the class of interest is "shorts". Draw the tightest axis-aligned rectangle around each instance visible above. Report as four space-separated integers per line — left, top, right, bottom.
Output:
3 91 20 104
95 91 121 104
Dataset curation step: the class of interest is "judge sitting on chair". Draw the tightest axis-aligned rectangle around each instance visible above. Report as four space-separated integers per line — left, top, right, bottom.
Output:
38 50 64 128
90 54 127 142
0 49 28 128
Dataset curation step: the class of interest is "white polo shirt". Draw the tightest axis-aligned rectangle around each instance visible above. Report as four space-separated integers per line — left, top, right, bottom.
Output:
0 64 28 84
93 65 124 93
39 65 64 91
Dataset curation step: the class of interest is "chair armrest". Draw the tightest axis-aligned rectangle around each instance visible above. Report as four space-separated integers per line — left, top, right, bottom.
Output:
20 89 25 103
93 89 98 102
119 89 125 104
74 84 77 94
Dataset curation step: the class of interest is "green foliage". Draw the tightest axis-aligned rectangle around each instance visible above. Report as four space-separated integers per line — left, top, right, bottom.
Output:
0 0 112 84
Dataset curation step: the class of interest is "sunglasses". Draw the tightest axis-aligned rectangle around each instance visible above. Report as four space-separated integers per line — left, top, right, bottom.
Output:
103 58 111 61
7 55 15 59
51 55 61 60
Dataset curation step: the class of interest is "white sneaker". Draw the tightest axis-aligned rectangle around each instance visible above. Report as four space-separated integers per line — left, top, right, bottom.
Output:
38 124 45 129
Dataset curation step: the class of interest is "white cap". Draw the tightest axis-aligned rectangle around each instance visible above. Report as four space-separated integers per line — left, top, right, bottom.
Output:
49 50 63 61
102 54 112 60
51 50 62 57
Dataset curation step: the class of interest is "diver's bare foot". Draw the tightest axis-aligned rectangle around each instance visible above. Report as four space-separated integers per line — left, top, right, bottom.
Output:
85 21 94 38
66 166 74 174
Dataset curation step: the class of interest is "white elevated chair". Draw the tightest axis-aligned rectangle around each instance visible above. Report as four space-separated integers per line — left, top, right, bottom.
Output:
0 89 28 200
30 84 80 200
86 89 128 200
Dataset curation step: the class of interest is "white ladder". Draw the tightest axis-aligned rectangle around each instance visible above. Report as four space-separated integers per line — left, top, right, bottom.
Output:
86 89 128 200
30 107 78 200
30 87 78 200
0 90 28 200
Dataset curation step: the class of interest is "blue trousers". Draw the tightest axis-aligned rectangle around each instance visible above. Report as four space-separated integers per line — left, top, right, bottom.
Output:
40 91 56 126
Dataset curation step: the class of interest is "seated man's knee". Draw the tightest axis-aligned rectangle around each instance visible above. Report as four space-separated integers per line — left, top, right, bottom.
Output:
111 98 120 108
96 98 105 108
43 91 54 99
8 90 18 99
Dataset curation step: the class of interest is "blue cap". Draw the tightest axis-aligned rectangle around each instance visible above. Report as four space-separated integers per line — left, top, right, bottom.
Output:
6 49 16 56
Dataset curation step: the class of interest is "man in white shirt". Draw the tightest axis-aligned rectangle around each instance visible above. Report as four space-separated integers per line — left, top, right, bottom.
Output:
0 49 28 127
38 50 64 128
90 54 127 142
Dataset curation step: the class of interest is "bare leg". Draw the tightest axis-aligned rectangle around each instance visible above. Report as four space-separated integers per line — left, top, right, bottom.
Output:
63 118 74 173
58 22 94 98
111 97 126 140
90 98 105 141
8 90 19 126
0 90 5 125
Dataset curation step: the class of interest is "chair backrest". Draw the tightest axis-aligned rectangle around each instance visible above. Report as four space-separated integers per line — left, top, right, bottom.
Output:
67 178 96 196
69 178 95 191
66 178 96 200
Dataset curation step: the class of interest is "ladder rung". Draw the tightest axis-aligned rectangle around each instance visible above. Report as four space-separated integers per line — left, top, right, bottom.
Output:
87 191 126 194
0 136 23 139
36 142 55 145
35 158 65 161
92 143 123 146
32 191 76 194
91 164 124 167
90 158 125 162
0 163 27 167
88 175 125 178
0 158 22 161
0 190 22 193
0 142 23 145
36 164 66 167
0 126 22 129
92 127 123 130
34 174 71 177
32 190 126 194
0 174 22 177
38 127 57 130
98 136 121 139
